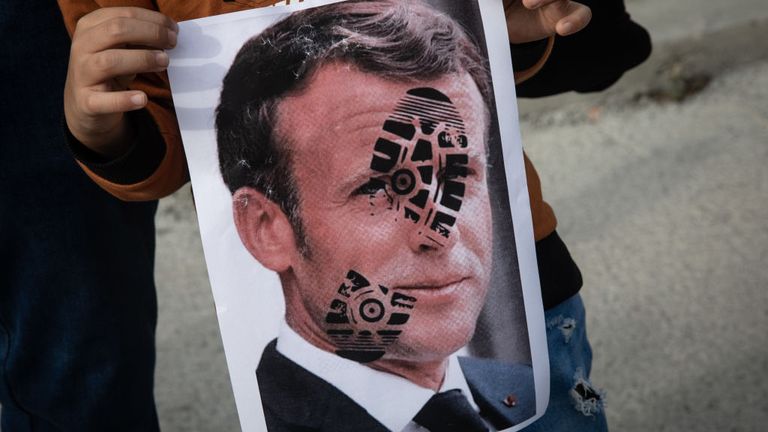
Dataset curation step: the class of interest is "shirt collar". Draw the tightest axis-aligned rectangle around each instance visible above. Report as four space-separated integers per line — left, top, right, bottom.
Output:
276 322 478 432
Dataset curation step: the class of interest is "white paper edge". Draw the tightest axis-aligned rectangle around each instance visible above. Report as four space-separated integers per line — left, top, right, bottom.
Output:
478 0 550 428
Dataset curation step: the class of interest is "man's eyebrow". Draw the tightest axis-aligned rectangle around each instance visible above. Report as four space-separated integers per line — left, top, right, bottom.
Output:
340 111 396 146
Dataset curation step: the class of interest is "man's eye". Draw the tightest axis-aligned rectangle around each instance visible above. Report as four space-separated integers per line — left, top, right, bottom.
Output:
353 178 388 196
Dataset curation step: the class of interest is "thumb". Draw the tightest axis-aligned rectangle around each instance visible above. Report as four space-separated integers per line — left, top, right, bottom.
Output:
540 1 592 36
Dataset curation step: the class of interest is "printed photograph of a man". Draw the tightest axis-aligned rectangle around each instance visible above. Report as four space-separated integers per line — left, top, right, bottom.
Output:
211 1 536 431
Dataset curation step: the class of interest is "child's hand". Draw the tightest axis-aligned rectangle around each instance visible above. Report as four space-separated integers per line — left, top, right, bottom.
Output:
504 0 592 44
64 7 178 157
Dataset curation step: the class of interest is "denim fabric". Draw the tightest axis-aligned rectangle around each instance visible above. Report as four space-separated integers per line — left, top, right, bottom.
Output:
0 1 160 430
522 294 609 432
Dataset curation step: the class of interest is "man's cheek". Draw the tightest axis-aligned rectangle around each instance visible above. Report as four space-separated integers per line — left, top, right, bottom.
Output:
323 269 417 363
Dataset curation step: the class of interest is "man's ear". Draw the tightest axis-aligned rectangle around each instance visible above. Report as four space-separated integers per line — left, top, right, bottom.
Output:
232 187 297 273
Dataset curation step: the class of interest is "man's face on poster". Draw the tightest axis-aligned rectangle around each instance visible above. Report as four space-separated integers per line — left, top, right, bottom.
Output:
239 62 493 364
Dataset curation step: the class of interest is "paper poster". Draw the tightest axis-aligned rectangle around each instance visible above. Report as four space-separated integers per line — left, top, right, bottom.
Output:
167 0 547 430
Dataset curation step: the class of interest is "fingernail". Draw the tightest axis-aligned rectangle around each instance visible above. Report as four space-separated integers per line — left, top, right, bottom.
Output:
156 51 169 67
168 29 177 46
561 21 574 34
527 0 542 8
130 94 146 106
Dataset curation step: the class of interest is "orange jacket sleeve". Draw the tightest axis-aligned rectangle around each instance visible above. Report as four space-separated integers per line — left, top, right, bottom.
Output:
58 0 190 201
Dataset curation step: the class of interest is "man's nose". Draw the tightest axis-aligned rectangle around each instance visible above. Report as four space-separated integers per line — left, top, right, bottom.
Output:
406 214 460 254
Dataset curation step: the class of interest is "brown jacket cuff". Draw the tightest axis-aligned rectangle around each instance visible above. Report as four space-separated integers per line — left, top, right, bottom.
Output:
63 109 166 185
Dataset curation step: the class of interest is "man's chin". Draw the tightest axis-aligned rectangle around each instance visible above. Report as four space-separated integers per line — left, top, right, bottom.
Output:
379 326 476 364
391 295 485 360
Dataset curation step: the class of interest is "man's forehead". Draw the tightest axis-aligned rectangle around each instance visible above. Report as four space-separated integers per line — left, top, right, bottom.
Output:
273 63 488 159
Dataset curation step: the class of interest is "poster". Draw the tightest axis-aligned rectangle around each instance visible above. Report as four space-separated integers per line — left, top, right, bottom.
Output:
167 0 548 430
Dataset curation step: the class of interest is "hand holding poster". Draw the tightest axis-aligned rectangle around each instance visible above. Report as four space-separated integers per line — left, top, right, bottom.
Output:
167 1 547 430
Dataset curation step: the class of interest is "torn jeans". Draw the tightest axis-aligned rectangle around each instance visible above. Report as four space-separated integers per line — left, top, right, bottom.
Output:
522 294 608 432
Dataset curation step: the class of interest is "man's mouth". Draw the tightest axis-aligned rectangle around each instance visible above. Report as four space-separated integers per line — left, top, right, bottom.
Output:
394 276 470 293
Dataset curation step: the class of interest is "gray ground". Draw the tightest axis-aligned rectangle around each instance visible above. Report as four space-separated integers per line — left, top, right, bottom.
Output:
153 0 768 430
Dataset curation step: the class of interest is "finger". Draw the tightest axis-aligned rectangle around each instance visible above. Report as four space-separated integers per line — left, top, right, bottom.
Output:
82 49 169 85
77 7 177 34
77 17 177 53
555 3 591 36
81 89 147 116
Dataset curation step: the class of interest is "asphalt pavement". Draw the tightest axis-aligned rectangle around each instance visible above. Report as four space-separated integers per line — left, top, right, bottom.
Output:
152 1 768 430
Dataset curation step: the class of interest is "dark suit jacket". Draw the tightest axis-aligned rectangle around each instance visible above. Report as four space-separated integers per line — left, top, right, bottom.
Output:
256 339 535 431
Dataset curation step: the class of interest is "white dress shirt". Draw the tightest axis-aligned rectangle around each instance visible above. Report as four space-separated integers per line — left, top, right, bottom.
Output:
276 322 495 432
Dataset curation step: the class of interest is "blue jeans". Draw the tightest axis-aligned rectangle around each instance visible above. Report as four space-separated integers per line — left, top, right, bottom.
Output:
523 294 609 431
0 2 160 430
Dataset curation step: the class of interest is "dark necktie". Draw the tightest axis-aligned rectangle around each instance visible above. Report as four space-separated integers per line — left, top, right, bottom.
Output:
413 389 488 432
